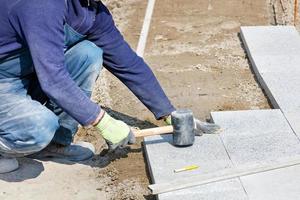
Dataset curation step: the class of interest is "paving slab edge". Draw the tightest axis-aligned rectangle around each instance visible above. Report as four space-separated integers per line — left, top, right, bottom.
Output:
240 26 300 140
240 26 280 109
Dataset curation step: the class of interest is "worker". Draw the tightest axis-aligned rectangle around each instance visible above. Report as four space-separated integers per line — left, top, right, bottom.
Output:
0 0 220 174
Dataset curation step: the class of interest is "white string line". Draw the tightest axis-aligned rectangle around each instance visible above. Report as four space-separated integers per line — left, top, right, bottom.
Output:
136 0 156 57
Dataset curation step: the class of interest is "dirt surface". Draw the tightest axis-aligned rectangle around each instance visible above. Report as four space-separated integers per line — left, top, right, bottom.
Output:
1 0 297 200
77 0 154 199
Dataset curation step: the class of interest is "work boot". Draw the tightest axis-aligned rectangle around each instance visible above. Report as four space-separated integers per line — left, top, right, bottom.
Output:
0 156 19 174
30 141 95 162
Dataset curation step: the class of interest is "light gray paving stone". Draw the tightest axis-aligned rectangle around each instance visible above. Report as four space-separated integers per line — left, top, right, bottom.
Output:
241 26 300 138
241 164 300 200
144 134 247 200
144 134 235 182
211 110 300 199
211 110 300 166
259 72 300 113
145 109 300 199
240 26 300 57
284 112 300 139
211 109 291 135
252 55 300 74
159 179 248 200
259 73 300 139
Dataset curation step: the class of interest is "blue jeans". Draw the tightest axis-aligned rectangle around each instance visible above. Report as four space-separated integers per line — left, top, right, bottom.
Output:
0 40 103 157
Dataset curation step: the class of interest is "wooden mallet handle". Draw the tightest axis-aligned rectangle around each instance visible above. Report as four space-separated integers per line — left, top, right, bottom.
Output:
132 126 173 137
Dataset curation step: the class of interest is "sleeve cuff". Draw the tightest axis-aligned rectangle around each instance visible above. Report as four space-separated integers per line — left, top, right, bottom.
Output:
81 104 101 126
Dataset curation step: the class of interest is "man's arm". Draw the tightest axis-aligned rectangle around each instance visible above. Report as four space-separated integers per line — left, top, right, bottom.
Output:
87 2 175 119
12 0 101 125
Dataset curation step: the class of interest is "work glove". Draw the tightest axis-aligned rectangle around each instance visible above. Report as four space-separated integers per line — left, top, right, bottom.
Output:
164 115 221 136
96 112 136 151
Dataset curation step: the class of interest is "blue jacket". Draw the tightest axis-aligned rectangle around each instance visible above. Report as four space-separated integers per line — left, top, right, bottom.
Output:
0 0 175 125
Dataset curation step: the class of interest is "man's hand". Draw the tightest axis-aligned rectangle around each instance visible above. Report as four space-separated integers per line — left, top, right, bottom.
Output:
164 114 221 136
95 112 136 151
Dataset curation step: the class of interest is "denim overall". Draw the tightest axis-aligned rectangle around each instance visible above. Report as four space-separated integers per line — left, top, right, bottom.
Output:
0 24 103 156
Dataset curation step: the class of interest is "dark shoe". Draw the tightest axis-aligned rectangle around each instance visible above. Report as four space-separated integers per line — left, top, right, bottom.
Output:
29 141 95 162
0 156 19 174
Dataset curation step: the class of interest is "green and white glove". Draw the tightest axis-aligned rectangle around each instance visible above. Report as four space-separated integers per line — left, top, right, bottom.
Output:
96 112 136 151
164 115 221 136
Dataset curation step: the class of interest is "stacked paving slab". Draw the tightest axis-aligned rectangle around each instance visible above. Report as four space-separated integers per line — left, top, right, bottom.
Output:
144 26 300 200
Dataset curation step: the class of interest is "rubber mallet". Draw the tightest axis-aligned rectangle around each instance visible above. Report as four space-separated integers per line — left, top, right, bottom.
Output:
132 109 195 147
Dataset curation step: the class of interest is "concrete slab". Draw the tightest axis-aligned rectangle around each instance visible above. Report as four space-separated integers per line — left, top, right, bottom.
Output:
240 26 300 57
212 110 300 200
145 109 300 199
211 110 300 166
259 72 300 113
144 135 233 183
211 110 300 200
284 112 300 139
241 164 300 200
251 55 300 74
144 135 247 199
241 26 300 138
260 73 300 139
159 179 247 200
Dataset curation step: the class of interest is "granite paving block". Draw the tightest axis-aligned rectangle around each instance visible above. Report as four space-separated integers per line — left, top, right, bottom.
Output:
240 26 300 57
259 72 300 113
252 55 300 74
284 112 300 139
211 110 300 166
241 164 300 200
211 109 291 135
259 73 300 139
159 179 248 200
145 109 300 199
241 26 300 138
144 134 235 183
211 110 300 199
144 134 247 199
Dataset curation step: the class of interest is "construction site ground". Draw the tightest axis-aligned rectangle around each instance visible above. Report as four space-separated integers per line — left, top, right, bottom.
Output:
0 0 297 199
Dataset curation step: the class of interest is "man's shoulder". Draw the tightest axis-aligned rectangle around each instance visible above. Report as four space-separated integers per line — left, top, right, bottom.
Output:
9 0 66 16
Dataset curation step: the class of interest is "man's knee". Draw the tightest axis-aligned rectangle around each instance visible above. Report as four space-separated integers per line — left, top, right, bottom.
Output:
73 40 103 73
65 40 103 95
0 110 59 156
31 111 59 150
